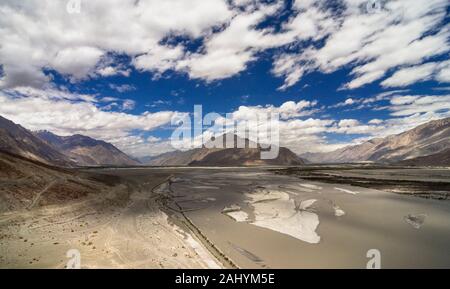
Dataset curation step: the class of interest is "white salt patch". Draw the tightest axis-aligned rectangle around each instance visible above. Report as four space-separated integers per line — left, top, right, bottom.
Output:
335 187 359 195
298 199 317 211
226 211 249 222
222 204 249 222
333 205 345 217
252 212 320 244
300 184 322 190
222 204 241 213
246 191 320 244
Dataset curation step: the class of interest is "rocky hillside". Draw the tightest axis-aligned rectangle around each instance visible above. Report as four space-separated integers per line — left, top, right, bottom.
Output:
35 131 140 167
146 134 305 166
0 150 117 213
397 148 450 167
302 117 450 164
0 116 72 167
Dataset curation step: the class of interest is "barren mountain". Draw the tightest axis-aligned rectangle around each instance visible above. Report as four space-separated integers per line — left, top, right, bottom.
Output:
397 148 450 167
302 117 450 164
35 131 140 167
0 150 117 213
146 134 305 166
0 115 72 167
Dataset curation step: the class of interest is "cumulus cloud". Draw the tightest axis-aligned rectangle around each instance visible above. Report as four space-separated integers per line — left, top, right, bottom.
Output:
1 0 447 90
231 100 319 120
0 87 182 152
273 0 449 90
177 1 294 81
0 0 233 88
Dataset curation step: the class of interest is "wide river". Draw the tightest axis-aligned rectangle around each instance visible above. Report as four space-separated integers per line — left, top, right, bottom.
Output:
151 168 450 268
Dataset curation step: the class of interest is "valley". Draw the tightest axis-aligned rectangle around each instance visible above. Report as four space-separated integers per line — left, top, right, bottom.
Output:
1 165 450 269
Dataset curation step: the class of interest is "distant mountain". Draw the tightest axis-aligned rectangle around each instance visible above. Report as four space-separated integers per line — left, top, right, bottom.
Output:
0 115 72 167
302 117 450 164
144 150 203 166
35 131 140 167
145 134 305 166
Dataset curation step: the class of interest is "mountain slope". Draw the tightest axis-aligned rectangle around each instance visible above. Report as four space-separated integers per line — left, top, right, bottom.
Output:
146 134 305 166
0 150 117 213
35 131 140 167
397 148 450 167
303 117 450 164
0 115 72 167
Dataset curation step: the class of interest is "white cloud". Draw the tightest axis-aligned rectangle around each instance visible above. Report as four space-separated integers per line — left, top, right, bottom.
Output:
97 66 130 78
231 100 319 120
147 136 162 143
338 119 360 127
368 118 383 125
0 87 181 153
1 0 447 90
0 0 233 88
273 0 449 90
133 45 185 77
50 47 104 81
3 85 448 157
121 99 136 111
436 64 450 82
178 2 294 81
381 60 450 87
109 84 136 93
389 94 450 116
330 98 358 108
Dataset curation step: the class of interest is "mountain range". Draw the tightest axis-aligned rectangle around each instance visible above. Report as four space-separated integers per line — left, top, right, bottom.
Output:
0 116 72 167
302 117 450 165
145 133 305 166
35 131 139 166
2 114 450 167
0 115 138 167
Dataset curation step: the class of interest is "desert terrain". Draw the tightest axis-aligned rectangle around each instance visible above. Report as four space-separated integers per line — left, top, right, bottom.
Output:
2 164 450 269
0 162 220 269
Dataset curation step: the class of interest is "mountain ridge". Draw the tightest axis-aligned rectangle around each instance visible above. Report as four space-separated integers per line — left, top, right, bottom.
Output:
35 130 140 167
145 134 305 166
0 115 139 167
302 117 450 164
0 115 73 167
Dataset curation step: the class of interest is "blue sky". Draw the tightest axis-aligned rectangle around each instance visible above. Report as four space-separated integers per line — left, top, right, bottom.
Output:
0 0 449 157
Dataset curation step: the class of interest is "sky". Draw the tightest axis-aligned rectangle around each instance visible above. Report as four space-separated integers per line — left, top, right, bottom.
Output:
0 0 449 158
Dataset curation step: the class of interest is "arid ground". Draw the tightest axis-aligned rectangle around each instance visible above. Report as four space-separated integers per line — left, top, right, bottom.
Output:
1 165 450 269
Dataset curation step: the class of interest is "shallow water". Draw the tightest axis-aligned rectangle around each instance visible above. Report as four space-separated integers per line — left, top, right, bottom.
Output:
168 169 450 268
